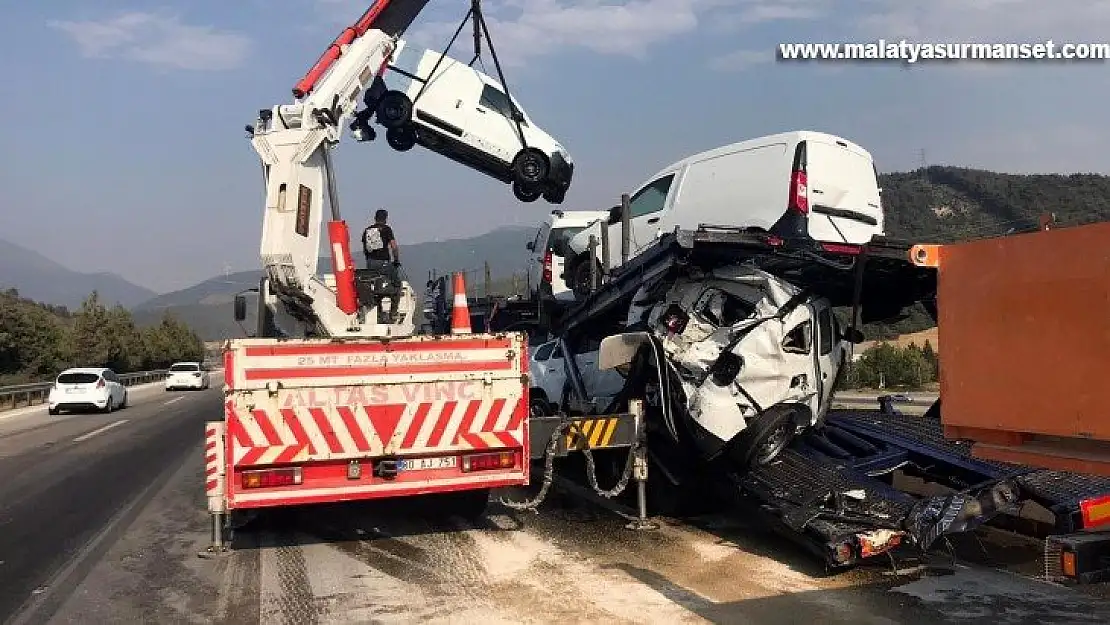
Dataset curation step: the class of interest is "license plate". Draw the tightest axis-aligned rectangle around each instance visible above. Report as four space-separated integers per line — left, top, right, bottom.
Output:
398 456 457 471
66 387 82 394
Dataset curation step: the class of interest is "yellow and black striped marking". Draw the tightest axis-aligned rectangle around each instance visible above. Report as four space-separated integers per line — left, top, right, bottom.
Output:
563 417 624 451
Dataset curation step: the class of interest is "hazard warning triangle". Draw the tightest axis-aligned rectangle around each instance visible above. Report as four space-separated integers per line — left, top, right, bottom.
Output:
367 404 405 446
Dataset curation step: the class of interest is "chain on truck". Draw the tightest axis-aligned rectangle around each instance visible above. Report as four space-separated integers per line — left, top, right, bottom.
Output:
202 0 1110 579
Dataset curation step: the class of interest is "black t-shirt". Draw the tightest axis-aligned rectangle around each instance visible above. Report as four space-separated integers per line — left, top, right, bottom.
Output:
363 224 394 262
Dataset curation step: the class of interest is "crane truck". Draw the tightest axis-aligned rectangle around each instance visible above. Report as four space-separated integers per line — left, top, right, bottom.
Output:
203 0 533 548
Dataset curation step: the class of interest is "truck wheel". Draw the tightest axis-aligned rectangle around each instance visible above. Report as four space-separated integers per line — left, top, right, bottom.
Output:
512 181 542 203
729 405 799 469
512 148 549 185
376 90 412 129
448 489 490 521
386 125 416 151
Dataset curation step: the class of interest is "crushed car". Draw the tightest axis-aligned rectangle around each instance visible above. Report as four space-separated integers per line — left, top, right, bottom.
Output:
599 264 861 469
360 39 574 204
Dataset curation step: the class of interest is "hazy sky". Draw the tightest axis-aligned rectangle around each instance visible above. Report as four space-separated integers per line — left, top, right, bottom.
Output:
1 0 1107 292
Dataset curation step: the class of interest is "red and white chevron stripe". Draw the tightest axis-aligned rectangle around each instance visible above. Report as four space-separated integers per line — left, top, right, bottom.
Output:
227 395 526 467
205 421 227 513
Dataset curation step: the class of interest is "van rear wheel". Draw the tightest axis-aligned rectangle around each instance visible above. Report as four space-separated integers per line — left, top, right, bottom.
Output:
376 90 412 129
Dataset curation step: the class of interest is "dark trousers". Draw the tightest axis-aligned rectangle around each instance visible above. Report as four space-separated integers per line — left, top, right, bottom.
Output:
363 258 401 321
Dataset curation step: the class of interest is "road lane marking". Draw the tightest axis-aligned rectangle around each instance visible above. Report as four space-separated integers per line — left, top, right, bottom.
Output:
73 419 129 442
164 397 185 405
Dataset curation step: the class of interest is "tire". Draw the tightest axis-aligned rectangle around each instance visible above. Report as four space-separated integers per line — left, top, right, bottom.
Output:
103 398 114 414
120 391 128 409
512 181 542 203
48 407 59 416
728 405 800 469
529 396 552 417
511 148 549 185
542 188 566 204
386 125 416 151
451 488 490 521
569 255 599 300
375 90 412 129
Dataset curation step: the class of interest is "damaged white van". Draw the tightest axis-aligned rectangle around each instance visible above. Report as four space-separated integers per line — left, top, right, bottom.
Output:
563 131 884 297
363 39 574 204
599 265 861 469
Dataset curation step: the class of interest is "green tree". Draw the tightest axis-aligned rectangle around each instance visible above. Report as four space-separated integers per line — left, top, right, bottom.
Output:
921 339 939 379
70 292 113 367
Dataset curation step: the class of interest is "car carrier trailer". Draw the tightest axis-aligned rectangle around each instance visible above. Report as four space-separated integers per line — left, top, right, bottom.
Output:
496 223 1110 571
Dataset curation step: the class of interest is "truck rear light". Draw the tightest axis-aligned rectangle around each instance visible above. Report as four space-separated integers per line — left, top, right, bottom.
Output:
661 304 688 334
820 242 862 255
542 251 553 283
1061 549 1078 578
462 451 515 472
1081 494 1110 529
241 467 303 489
788 169 808 214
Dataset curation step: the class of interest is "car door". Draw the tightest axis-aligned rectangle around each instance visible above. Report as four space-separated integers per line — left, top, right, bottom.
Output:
814 302 841 417
105 370 121 403
778 309 820 419
473 83 523 165
608 173 678 268
530 341 566 403
406 48 475 138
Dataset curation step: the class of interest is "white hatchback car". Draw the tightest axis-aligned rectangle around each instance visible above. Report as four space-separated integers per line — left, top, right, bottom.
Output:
364 39 574 204
528 338 626 415
165 362 210 391
47 367 128 415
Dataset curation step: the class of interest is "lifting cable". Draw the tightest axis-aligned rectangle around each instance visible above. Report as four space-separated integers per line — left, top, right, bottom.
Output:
413 1 529 149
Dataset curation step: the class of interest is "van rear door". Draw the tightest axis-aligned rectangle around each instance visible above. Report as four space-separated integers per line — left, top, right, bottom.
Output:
804 138 884 244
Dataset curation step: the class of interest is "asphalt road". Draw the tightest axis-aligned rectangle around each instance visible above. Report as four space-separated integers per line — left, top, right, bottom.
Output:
0 378 223 624
2 380 1109 625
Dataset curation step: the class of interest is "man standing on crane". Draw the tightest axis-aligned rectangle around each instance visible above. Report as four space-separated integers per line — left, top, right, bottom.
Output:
362 208 402 321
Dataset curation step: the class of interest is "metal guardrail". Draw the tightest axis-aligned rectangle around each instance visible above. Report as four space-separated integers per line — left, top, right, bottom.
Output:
0 370 170 412
834 393 939 406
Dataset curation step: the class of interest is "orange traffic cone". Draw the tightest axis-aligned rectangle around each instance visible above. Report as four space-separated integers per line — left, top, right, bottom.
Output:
450 272 471 334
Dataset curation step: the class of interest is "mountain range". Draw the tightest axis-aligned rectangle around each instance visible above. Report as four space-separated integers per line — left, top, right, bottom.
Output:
0 238 157 309
6 165 1110 340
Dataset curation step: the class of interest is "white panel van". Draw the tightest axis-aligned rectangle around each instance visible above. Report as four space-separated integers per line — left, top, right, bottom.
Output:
361 39 574 204
562 131 884 298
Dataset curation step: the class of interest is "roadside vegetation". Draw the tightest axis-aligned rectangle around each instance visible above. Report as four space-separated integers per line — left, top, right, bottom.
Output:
0 289 205 385
841 341 939 391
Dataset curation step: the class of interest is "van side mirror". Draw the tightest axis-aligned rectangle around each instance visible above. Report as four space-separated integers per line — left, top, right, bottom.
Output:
526 241 535 252
608 205 622 225
233 294 247 321
842 327 865 344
